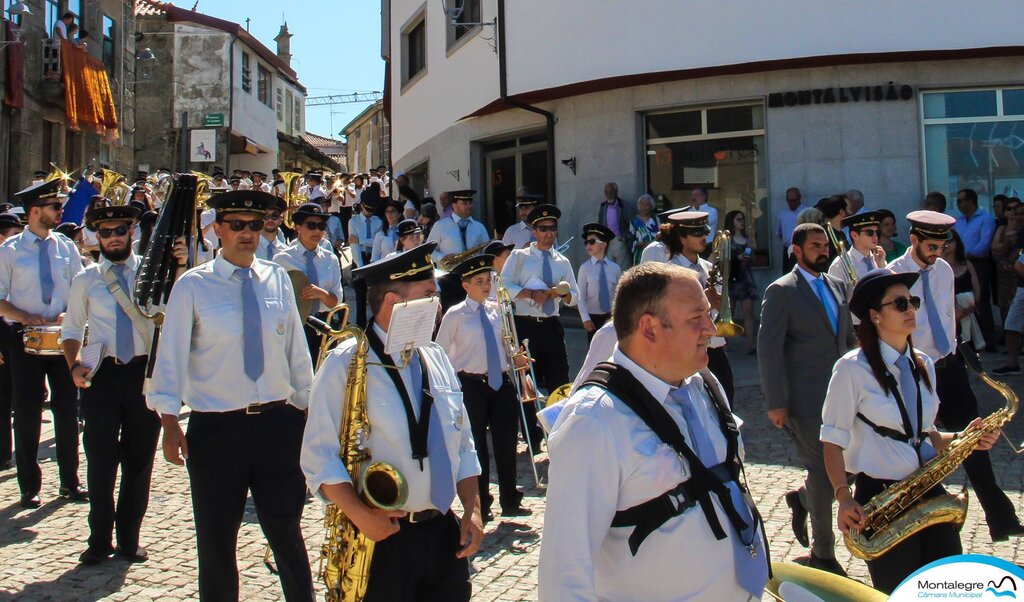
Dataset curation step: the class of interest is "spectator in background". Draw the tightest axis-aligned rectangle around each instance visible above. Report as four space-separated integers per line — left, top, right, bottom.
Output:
845 189 865 216
725 209 758 353
686 185 718 247
923 191 947 213
417 202 439 238
596 182 635 269
993 194 1010 227
878 209 908 262
777 187 805 272
943 230 984 352
398 184 420 220
53 12 75 40
954 188 998 350
991 198 1023 330
437 190 453 220
629 194 659 265
994 253 1024 375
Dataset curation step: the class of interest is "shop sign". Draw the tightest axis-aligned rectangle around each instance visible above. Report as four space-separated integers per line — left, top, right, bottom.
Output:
768 82 914 108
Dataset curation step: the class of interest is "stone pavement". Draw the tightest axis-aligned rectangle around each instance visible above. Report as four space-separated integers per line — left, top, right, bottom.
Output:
1 328 1023 600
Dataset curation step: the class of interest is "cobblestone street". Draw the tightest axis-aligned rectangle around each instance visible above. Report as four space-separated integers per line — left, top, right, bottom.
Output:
1 334 1022 600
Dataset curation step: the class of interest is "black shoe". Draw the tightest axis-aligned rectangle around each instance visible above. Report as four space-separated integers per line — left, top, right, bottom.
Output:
991 523 1024 542
795 553 848 577
19 493 40 509
78 547 112 565
114 546 148 563
992 365 1021 376
0 459 13 471
481 510 494 524
58 486 89 502
785 490 809 548
501 505 533 518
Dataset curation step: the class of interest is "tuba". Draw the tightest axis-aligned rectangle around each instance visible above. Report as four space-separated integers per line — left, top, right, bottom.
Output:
99 169 132 205
279 171 307 230
844 344 1018 560
707 230 744 337
319 327 408 602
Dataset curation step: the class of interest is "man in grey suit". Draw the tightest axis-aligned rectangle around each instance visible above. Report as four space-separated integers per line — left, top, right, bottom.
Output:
757 223 856 576
597 182 636 270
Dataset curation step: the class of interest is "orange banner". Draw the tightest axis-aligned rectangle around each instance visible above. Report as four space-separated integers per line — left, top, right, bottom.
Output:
60 40 118 140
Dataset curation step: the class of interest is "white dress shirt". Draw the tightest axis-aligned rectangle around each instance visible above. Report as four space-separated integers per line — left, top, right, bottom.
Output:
639 240 690 268
301 324 481 512
146 255 314 417
570 321 618 394
539 348 751 602
370 227 399 262
62 253 154 358
435 297 509 374
426 214 490 260
499 243 579 318
0 228 84 322
888 251 956 361
256 231 288 262
348 213 382 267
576 255 621 322
776 203 805 246
828 246 882 290
820 344 939 481
501 221 534 249
640 243 726 348
273 241 344 306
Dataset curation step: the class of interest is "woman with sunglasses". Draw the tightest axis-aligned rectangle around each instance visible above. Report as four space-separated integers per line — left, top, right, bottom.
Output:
820 268 1000 593
370 199 403 263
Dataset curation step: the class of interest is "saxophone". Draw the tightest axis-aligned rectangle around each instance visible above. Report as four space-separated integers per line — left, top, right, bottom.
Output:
319 327 409 602
438 241 488 271
844 346 1018 560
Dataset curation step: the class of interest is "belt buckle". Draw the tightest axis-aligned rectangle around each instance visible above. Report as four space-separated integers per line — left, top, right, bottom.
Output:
245 403 260 415
407 511 423 524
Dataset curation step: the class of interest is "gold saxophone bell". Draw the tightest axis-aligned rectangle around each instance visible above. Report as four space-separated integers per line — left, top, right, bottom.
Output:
438 242 489 271
708 231 745 338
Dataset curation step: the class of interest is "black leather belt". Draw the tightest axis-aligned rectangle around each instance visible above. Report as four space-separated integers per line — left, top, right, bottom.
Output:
457 371 510 384
400 509 442 524
516 315 559 323
218 400 289 415
106 355 147 366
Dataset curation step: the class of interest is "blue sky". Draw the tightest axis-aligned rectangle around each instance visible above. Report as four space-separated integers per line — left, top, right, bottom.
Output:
188 0 386 139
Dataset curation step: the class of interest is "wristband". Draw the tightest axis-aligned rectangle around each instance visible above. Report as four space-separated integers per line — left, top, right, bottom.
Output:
834 484 851 499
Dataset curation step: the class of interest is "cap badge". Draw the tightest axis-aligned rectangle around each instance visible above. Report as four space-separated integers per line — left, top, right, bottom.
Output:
244 199 253 207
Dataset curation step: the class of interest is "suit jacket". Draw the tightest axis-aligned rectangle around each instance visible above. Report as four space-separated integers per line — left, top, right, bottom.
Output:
597 198 636 243
757 266 856 418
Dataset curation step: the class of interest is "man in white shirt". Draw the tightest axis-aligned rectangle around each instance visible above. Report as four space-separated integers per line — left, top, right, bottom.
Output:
256 196 288 262
348 184 383 267
776 187 804 272
251 171 272 193
501 189 539 249
0 212 23 472
426 189 490 264
686 185 719 247
148 190 315 600
539 263 768 601
828 210 887 294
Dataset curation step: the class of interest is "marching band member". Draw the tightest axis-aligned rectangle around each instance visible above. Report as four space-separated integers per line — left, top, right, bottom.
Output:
539 263 768 601
427 190 490 262
499 204 579 453
148 190 315 601
821 268 999 593
251 171 272 193
576 222 620 343
436 254 530 523
349 184 383 267
500 189 540 249
257 195 288 261
370 199 403 262
827 210 887 293
484 240 514 275
0 212 24 471
383 218 425 259
0 180 86 509
301 242 484 601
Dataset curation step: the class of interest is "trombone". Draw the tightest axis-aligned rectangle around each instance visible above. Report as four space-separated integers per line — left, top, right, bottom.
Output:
826 226 858 286
707 230 744 337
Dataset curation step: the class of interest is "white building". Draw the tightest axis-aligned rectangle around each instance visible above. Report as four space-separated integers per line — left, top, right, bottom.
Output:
385 0 1024 273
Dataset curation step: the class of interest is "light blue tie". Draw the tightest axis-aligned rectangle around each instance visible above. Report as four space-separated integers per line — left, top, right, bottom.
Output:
895 354 939 462
812 278 839 334
305 249 320 314
458 218 470 250
36 238 54 305
364 218 371 241
863 255 874 272
266 239 276 260
410 354 455 511
541 250 555 315
921 268 951 357
236 268 264 381
479 304 503 390
112 264 135 363
669 386 717 465
597 259 611 313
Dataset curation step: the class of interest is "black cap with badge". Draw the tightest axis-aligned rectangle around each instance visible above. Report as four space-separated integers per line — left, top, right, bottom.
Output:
451 254 495 281
667 210 711 236
527 204 561 226
396 219 422 237
292 202 327 224
582 222 614 243
206 190 276 215
14 179 67 208
351 242 438 327
842 210 883 231
483 240 514 256
848 268 920 321
906 210 956 242
85 202 141 231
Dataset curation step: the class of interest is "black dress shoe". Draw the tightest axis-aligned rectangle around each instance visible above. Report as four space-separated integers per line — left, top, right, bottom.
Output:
114 546 148 563
501 505 533 518
79 547 112 565
991 523 1024 542
58 486 89 502
801 553 847 577
19 494 40 509
481 510 494 524
785 490 809 548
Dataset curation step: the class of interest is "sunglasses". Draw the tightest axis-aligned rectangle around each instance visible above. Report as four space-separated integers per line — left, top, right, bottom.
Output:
584 239 601 245
535 225 558 233
220 219 264 232
879 295 921 312
97 224 129 238
265 213 283 221
41 202 63 211
925 242 949 253
302 220 328 231
858 229 880 237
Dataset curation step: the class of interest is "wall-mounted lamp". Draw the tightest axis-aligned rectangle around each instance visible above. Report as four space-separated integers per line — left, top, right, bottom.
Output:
561 157 576 176
441 0 495 29
1 1 32 48
135 47 157 82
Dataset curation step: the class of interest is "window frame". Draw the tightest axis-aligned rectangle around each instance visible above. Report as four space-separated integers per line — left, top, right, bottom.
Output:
400 7 427 91
240 51 252 93
445 0 481 54
101 14 115 74
257 64 271 107
44 0 60 38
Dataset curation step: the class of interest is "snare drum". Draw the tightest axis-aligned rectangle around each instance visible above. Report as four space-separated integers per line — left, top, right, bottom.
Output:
22 325 64 355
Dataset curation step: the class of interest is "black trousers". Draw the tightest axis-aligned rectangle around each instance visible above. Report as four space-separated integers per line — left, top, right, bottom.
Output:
0 321 13 464
81 357 160 554
706 346 734 402
968 257 996 346
186 405 313 602
514 316 568 448
854 474 962 594
303 311 329 365
458 373 520 513
9 325 80 496
934 354 1019 533
364 512 471 602
586 313 611 344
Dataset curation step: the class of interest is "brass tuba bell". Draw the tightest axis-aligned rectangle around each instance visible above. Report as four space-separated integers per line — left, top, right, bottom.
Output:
708 230 745 338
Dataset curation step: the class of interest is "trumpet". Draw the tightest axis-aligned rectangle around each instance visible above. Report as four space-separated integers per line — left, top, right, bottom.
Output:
826 226 858 285
707 230 744 338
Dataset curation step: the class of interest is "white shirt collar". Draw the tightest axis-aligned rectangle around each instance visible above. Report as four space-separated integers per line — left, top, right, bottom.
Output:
213 254 269 281
22 228 55 244
880 340 913 369
612 345 681 407
99 252 141 274
796 264 824 284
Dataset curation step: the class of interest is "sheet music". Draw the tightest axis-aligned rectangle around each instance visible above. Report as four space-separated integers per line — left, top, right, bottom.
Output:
80 343 105 378
384 296 440 356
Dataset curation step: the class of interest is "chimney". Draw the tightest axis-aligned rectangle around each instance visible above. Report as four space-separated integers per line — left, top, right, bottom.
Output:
275 22 293 67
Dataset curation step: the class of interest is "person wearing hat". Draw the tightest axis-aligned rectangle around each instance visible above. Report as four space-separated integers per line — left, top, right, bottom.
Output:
0 212 23 472
273 202 343 360
820 268 1001 592
300 171 326 201
257 195 289 262
757 222 856 575
483 240 514 276
436 254 531 523
501 188 542 249
889 210 1024 542
251 170 271 193
301 241 484 601
384 219 425 259
499 204 580 452
348 183 384 267
576 222 621 343
815 195 849 261
828 210 888 296
0 180 87 508
62 203 165 565
147 190 315 600
370 199 404 263
426 190 490 264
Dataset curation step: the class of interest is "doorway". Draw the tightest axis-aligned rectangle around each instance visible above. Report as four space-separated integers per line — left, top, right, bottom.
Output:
483 133 548 236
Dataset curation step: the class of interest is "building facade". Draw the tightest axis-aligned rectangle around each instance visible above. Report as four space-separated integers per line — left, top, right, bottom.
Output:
343 99 389 176
386 0 1024 274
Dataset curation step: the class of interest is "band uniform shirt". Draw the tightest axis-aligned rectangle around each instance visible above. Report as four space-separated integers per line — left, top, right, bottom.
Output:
499 243 580 318
62 253 153 356
301 323 481 512
273 242 344 304
256 232 288 262
146 255 314 417
576 255 622 322
348 213 382 266
0 229 84 322
639 243 726 348
370 228 399 263
888 251 956 362
538 347 751 602
820 344 939 481
426 214 490 260
569 321 618 395
501 220 534 249
827 246 882 290
435 297 509 374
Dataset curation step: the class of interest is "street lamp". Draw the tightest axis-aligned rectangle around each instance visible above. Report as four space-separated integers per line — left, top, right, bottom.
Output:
0 1 32 49
440 0 495 28
136 47 157 82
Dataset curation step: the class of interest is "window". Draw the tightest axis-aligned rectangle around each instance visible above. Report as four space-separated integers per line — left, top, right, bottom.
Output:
101 15 115 73
402 15 426 86
293 96 301 132
644 103 770 264
68 0 83 20
45 0 60 38
240 52 251 93
922 88 1024 213
446 0 481 48
257 65 271 106
275 87 283 120
285 90 294 135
